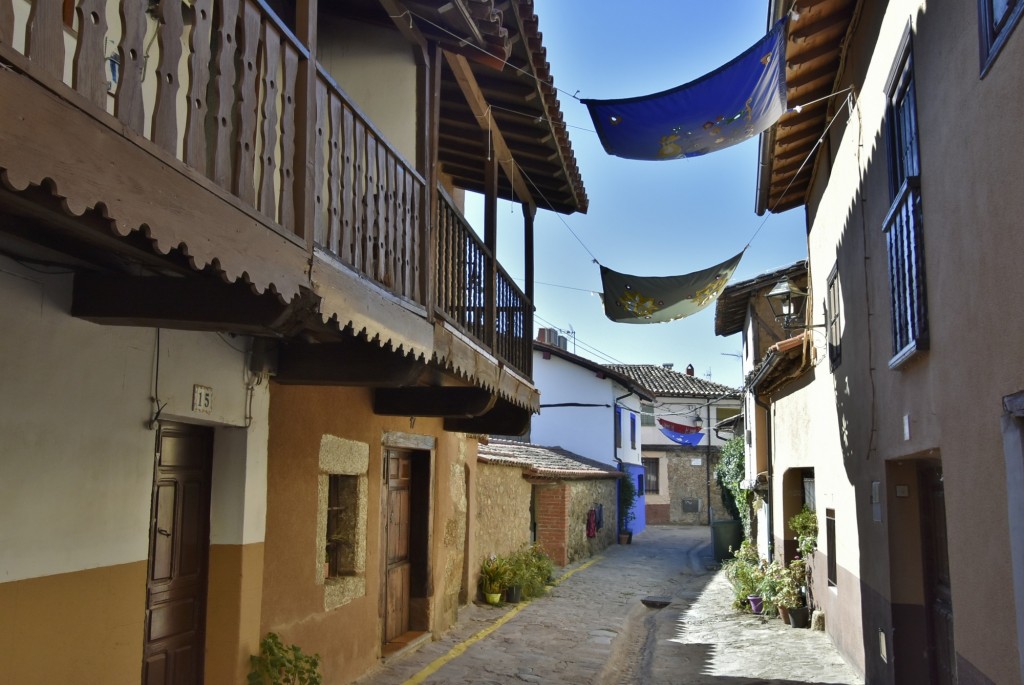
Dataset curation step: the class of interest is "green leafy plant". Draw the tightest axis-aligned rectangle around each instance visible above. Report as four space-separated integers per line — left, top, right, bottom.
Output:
520 543 554 598
788 507 818 557
775 558 807 609
478 554 511 595
722 540 765 610
714 437 753 537
757 560 786 615
248 633 322 685
618 474 638 532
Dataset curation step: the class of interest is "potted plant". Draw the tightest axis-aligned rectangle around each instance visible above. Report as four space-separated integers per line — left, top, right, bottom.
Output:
757 560 786 618
505 549 528 603
783 557 810 628
618 474 637 543
478 554 510 605
722 540 766 613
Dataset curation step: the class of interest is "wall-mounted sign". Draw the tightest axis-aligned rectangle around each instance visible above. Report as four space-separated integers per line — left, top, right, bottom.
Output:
192 384 212 414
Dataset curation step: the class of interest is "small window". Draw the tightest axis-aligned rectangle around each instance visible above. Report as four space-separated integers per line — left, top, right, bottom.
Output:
883 31 929 367
326 475 359 578
716 407 741 423
979 0 1024 76
615 407 622 449
641 402 655 426
826 264 842 369
641 458 659 494
826 508 837 587
630 413 637 449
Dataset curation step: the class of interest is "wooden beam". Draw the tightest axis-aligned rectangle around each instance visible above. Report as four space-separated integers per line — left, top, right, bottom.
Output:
275 340 427 386
71 274 320 334
443 50 533 204
374 387 497 417
444 397 531 436
378 0 427 61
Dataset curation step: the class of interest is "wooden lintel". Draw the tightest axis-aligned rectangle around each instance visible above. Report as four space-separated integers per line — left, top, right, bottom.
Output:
442 50 533 204
444 398 531 435
275 340 426 386
374 387 497 418
70 274 317 334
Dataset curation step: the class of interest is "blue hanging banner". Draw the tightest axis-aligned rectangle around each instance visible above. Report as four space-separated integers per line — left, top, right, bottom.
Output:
583 19 788 161
599 251 743 324
659 428 705 447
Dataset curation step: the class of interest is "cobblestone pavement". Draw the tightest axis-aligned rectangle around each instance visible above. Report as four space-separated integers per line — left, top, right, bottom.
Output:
355 526 863 685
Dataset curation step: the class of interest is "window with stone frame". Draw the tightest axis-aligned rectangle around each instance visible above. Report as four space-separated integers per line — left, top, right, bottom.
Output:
883 29 929 368
326 475 359 578
979 0 1024 76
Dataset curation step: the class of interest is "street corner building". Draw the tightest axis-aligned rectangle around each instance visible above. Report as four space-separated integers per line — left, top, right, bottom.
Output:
0 1 587 683
714 0 1024 683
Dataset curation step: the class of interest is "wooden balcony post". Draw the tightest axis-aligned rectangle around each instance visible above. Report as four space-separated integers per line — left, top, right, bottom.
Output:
424 42 442 316
294 0 319 248
523 202 536 308
484 137 498 348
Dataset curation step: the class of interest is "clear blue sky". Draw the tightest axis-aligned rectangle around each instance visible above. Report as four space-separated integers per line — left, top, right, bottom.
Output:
467 1 807 388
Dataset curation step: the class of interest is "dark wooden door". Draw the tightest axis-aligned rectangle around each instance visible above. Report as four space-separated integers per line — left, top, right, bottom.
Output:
143 422 213 685
384 449 412 644
920 463 956 684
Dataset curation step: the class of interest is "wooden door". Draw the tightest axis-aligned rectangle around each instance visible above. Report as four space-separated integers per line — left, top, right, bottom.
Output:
384 449 412 644
920 463 956 684
143 423 213 685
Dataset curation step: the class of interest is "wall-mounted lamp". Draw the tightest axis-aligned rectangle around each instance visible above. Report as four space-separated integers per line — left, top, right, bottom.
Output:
765 278 824 330
692 413 704 429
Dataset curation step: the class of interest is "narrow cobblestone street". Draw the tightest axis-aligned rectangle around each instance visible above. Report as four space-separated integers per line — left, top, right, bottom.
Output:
355 526 862 685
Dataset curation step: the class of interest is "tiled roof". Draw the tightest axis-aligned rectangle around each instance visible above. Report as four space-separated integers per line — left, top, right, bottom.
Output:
477 439 622 480
604 364 740 399
714 261 807 337
534 342 655 401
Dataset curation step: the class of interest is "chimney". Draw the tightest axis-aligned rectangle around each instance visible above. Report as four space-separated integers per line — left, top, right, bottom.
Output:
557 335 568 351
662 363 674 370
685 364 695 376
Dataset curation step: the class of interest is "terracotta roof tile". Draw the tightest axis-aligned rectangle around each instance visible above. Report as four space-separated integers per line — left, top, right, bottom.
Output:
604 364 740 399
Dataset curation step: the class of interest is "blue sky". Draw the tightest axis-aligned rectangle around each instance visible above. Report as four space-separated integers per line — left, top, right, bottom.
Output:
467 1 807 387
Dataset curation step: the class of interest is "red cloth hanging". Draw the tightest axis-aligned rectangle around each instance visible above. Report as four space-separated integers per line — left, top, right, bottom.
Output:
586 509 597 538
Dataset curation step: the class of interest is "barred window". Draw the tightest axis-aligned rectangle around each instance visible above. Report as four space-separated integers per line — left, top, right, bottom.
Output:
979 0 1024 76
641 403 655 426
641 458 659 494
826 264 842 369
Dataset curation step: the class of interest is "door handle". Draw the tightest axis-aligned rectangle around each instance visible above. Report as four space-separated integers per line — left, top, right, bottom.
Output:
158 528 172 537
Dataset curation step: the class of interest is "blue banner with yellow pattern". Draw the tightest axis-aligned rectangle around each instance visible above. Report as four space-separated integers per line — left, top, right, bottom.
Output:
583 19 788 160
600 251 743 323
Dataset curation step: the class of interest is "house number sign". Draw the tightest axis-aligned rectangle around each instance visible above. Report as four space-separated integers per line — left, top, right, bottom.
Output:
192 384 213 413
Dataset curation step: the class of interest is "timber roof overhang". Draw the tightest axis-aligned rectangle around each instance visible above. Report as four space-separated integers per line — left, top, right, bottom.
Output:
349 0 588 214
534 342 655 402
755 0 860 215
714 261 807 337
747 332 814 396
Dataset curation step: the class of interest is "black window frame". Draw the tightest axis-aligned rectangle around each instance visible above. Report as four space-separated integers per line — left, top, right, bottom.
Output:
630 413 637 449
883 28 929 369
614 406 622 449
826 263 842 370
826 508 837 587
979 0 1024 76
641 457 660 494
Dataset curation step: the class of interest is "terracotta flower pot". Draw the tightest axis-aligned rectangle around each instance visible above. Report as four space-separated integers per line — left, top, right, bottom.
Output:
779 605 791 623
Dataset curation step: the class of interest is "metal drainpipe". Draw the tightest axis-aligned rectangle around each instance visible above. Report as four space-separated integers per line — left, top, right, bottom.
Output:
754 394 774 560
706 402 712 526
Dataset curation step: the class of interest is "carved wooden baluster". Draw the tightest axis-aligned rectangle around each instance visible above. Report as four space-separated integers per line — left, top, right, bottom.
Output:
351 117 365 269
340 106 355 265
394 164 406 296
380 153 394 286
311 78 327 246
184 0 213 174
233 1 260 204
210 0 239 189
27 0 64 80
0 0 13 47
410 181 421 303
363 133 377 277
279 43 298 234
327 92 342 255
152 0 184 154
257 23 281 221
115 0 147 134
73 0 110 108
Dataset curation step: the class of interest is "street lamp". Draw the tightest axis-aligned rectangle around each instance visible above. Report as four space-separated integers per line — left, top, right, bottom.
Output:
765 278 808 329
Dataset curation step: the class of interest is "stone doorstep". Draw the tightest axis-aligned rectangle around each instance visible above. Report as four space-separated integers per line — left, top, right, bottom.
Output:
381 631 432 662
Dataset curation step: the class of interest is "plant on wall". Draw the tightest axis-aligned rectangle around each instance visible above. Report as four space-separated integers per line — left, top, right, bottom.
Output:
714 437 752 536
788 506 818 557
617 473 637 532
248 633 322 685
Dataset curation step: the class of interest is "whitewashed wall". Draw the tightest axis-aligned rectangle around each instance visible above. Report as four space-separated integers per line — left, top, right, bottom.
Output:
0 260 269 583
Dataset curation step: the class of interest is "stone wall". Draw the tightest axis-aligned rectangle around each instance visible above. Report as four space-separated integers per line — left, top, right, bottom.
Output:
474 462 532 569
665 447 729 525
566 479 617 563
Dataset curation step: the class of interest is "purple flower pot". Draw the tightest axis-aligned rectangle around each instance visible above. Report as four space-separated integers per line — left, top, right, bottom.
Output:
748 595 763 615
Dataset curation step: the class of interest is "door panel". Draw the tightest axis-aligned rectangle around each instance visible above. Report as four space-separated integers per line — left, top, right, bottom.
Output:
384 449 412 644
144 423 213 685
920 464 955 685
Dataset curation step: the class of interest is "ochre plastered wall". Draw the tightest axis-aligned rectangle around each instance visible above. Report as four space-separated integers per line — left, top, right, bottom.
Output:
263 383 470 685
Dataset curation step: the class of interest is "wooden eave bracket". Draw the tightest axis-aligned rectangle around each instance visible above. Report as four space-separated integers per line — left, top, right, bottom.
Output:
444 396 531 435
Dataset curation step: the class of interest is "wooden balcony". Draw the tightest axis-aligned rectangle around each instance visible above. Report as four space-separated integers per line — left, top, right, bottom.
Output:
0 0 551 402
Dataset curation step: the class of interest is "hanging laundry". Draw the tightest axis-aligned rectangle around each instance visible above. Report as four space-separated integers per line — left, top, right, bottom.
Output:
599 251 743 323
583 19 787 161
660 427 705 447
586 509 598 538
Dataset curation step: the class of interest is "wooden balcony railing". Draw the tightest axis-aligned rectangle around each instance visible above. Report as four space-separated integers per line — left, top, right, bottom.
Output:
436 189 532 377
311 67 425 304
1 0 527 375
